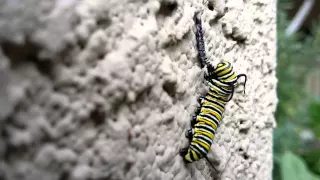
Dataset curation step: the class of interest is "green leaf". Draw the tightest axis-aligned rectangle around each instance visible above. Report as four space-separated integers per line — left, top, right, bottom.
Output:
309 101 320 137
281 151 320 180
300 147 320 175
310 102 320 124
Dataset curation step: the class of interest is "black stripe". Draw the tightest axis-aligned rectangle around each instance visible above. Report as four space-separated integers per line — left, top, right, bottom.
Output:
190 145 203 158
200 112 220 125
191 142 207 155
202 105 221 114
194 134 212 145
216 63 231 74
221 71 235 81
190 149 195 161
196 123 216 134
201 106 223 120
209 84 231 94
191 145 202 160
219 64 232 75
206 93 229 103
218 84 233 93
209 86 229 96
199 114 219 127
204 97 226 110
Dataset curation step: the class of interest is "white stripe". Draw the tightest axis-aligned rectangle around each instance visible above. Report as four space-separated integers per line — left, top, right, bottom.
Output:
194 134 213 144
195 126 215 135
191 142 208 154
220 71 235 79
205 97 227 107
196 123 216 134
202 113 220 124
208 83 230 94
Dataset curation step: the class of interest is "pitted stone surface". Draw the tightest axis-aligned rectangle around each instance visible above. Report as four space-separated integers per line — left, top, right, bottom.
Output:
0 0 276 180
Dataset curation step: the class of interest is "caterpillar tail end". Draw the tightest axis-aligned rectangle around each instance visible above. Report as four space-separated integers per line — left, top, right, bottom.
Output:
179 148 192 163
179 148 188 157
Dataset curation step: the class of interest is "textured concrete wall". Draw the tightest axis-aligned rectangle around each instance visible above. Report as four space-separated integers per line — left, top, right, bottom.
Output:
0 0 277 180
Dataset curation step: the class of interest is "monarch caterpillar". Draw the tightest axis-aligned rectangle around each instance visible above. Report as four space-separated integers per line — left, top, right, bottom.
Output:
179 12 248 170
179 61 247 167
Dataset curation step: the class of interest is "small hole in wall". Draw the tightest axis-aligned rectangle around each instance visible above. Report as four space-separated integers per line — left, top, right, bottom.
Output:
239 128 249 134
96 17 111 29
98 52 105 60
90 105 106 125
157 1 178 16
243 153 249 160
0 40 55 78
163 80 177 97
59 171 70 180
208 2 214 11
124 162 133 174
96 9 112 29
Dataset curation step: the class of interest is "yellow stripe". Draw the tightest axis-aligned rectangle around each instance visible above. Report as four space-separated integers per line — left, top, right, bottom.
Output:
191 149 199 160
216 62 228 70
208 88 224 95
185 153 192 162
201 108 222 121
208 91 228 100
196 117 217 129
194 127 215 139
193 139 210 150
205 95 227 105
225 73 237 81
219 68 232 76
203 101 224 112
216 63 229 71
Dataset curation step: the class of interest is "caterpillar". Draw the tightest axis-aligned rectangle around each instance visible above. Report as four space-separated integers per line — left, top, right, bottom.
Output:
179 12 248 170
179 61 247 168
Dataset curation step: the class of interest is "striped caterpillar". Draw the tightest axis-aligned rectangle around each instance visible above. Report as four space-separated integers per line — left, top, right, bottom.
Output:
179 12 248 171
179 61 247 168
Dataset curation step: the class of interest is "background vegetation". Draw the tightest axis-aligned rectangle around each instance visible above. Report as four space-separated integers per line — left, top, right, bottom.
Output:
274 0 320 180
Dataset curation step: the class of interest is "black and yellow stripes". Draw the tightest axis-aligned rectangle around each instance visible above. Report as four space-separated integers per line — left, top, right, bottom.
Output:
180 60 247 168
215 61 238 83
182 82 228 163
180 10 248 169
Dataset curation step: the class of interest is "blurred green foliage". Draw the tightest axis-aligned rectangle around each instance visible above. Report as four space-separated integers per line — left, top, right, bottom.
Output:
274 0 320 180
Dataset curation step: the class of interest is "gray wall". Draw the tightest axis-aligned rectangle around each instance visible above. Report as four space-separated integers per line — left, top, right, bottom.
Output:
0 0 277 180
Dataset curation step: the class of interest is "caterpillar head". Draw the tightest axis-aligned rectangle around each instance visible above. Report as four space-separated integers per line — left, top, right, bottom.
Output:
205 61 247 93
205 61 236 83
214 61 238 84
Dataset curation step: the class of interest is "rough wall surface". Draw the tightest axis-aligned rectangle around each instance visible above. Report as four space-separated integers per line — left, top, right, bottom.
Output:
0 0 277 180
